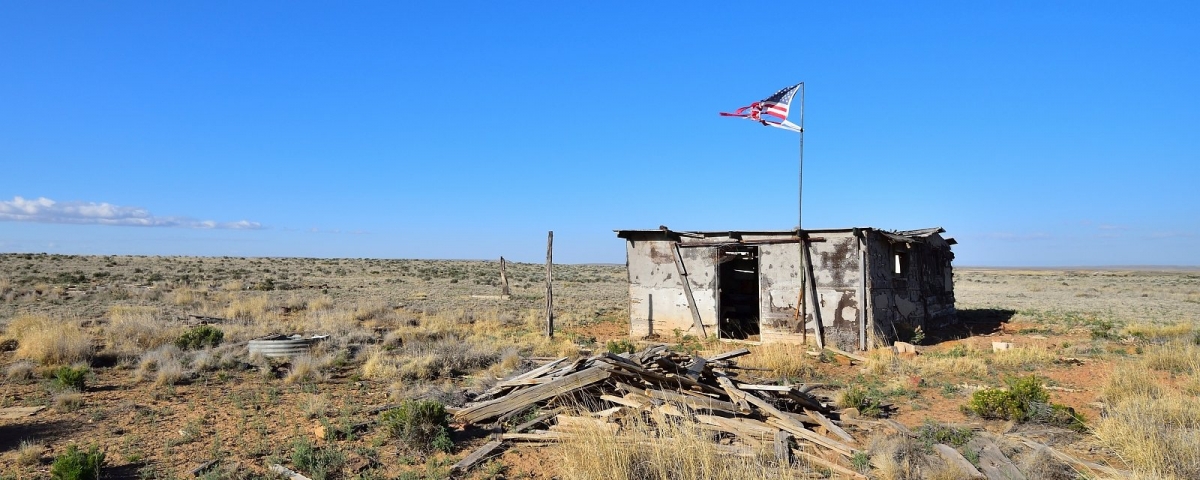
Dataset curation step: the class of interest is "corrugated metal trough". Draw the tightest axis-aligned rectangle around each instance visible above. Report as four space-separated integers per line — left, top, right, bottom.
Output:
248 334 328 358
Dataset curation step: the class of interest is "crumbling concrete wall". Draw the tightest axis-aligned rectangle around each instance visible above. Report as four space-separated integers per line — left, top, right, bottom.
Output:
624 237 717 337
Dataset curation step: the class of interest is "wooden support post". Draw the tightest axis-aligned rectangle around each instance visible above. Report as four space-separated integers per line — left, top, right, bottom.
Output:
500 256 510 297
801 234 825 349
671 241 707 337
545 231 554 338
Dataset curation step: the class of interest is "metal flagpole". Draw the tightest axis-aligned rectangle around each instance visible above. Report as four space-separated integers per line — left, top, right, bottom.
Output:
798 82 805 231
797 82 809 345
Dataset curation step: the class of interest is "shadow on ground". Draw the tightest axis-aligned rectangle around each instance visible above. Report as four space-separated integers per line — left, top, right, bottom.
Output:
0 419 77 451
924 308 1017 345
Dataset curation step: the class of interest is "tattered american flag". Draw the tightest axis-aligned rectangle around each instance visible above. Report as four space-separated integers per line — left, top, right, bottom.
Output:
719 82 803 133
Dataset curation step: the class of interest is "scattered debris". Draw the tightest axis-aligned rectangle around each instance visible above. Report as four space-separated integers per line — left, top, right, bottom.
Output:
453 345 866 476
248 334 329 358
268 464 312 480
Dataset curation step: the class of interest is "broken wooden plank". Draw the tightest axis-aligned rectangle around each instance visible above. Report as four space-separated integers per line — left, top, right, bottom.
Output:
803 409 856 444
456 366 611 424
774 430 793 466
824 346 867 363
706 348 751 362
600 394 645 410
645 388 740 413
670 240 707 337
1005 435 1129 478
500 431 570 442
508 410 559 433
553 415 618 433
684 356 707 381
734 386 857 456
969 438 1027 480
715 377 752 413
450 440 505 474
932 444 984 479
189 459 218 477
268 464 313 480
792 449 867 480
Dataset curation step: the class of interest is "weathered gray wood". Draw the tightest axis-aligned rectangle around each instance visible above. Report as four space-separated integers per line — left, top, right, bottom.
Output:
670 241 707 337
932 444 984 479
730 383 857 456
456 366 611 424
268 464 312 480
545 231 554 337
451 440 505 474
715 377 751 413
706 348 751 362
684 356 707 381
969 438 1027 480
189 459 218 477
595 357 725 396
494 357 568 388
645 388 739 413
803 408 856 444
774 430 793 465
509 410 558 433
499 257 510 296
1006 435 1128 478
825 346 867 363
801 236 825 349
792 449 867 479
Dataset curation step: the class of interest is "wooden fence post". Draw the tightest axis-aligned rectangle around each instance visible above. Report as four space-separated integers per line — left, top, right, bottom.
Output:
545 231 554 338
500 256 511 297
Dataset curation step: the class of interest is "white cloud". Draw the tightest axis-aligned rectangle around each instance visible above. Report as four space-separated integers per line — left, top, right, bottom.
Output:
0 196 262 230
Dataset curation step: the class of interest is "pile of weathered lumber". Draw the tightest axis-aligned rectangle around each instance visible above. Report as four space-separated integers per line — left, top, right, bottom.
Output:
450 345 869 478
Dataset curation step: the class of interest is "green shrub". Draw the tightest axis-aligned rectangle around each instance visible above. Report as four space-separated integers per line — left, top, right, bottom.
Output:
605 339 636 355
291 437 345 480
53 365 89 391
963 375 1085 431
915 420 974 449
50 444 105 480
175 325 223 350
379 400 453 455
841 385 884 418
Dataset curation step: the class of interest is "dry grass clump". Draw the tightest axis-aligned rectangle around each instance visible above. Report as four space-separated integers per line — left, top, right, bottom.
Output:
135 345 187 387
554 411 802 479
298 393 329 419
224 294 273 322
1123 322 1195 343
105 305 179 356
171 287 203 306
7 315 93 365
6 360 37 382
989 346 1056 371
52 390 85 412
913 355 988 378
740 343 816 379
189 344 242 372
1141 342 1200 375
1093 342 1200 479
284 354 333 384
16 439 43 465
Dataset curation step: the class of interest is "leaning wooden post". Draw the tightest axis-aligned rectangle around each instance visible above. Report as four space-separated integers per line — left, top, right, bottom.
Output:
499 256 511 297
545 231 554 338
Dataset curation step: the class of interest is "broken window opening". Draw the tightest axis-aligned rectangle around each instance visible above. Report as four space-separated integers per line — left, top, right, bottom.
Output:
894 252 909 276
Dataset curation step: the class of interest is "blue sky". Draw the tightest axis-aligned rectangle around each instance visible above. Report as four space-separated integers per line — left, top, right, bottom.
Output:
1 2 1197 266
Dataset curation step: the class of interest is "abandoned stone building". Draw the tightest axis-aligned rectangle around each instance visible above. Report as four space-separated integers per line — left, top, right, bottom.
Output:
614 227 956 352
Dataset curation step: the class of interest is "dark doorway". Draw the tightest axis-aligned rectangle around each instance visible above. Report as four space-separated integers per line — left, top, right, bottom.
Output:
718 246 760 340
